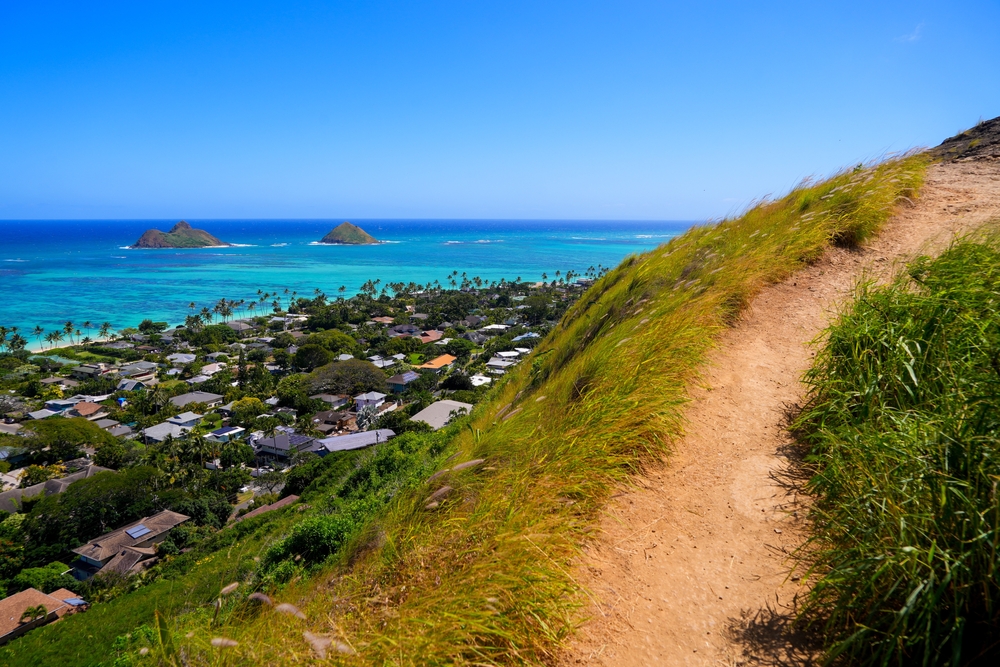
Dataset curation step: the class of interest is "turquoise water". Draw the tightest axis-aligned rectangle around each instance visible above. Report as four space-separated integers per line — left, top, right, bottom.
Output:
0 219 690 347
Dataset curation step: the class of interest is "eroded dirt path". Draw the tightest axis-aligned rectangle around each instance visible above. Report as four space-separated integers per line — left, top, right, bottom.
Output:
561 159 1000 667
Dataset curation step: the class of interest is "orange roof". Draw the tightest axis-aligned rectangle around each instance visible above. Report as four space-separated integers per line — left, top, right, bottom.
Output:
419 330 444 343
417 354 457 370
373 316 395 324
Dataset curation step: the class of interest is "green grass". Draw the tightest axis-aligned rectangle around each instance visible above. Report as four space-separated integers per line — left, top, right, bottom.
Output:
16 153 930 665
793 231 1000 666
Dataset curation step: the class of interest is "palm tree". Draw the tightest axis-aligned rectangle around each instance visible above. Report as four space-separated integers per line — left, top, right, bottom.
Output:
82 320 93 340
43 332 57 349
19 605 47 624
99 322 112 340
32 326 44 350
63 321 75 344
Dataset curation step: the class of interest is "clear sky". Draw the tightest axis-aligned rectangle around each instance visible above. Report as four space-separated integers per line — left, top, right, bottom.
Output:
1 1 997 220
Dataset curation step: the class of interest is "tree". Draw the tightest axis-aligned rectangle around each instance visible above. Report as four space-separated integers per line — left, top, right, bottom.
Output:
9 561 77 596
220 441 255 468
19 605 47 624
255 470 285 495
308 359 387 396
19 464 65 488
138 319 168 334
293 344 332 371
24 417 116 463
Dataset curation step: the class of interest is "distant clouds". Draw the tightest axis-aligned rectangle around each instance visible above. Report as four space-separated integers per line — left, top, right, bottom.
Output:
896 22 924 43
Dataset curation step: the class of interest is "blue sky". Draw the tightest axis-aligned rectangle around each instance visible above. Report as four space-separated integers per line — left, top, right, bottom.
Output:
1 1 997 220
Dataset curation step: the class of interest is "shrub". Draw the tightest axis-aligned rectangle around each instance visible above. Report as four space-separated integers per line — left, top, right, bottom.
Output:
795 234 1000 666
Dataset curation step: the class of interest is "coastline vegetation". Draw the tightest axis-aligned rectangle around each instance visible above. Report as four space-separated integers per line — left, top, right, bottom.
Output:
794 231 1000 666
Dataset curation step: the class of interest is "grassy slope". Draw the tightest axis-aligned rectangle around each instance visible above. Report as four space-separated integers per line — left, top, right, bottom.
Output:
794 232 1000 666
143 154 926 665
8 154 929 665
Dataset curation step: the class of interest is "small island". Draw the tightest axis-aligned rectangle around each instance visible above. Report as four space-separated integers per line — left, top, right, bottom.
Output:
131 221 231 249
318 221 380 245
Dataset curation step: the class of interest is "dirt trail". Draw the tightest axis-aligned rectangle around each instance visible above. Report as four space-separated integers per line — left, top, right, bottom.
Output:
561 159 1000 667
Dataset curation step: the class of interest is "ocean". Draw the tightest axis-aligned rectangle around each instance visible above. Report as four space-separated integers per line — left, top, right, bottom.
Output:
0 219 692 347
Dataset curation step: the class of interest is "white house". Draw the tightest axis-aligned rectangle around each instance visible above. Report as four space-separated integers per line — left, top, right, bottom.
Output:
354 392 386 410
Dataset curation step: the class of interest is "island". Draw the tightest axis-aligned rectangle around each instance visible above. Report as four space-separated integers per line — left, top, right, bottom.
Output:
318 221 380 245
130 221 231 249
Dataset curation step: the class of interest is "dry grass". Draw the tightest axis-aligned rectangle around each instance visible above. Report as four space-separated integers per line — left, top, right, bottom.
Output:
145 154 929 665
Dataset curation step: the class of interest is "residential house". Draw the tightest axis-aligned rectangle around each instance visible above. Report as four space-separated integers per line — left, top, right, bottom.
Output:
205 352 230 363
417 354 457 373
460 331 488 345
225 320 255 337
206 426 244 443
512 332 541 342
141 422 190 444
166 353 196 366
254 431 317 459
310 410 356 435
386 371 420 394
372 357 397 370
108 425 133 438
169 391 224 409
388 323 420 337
44 398 81 413
337 353 354 361
27 409 58 420
94 418 120 432
470 374 493 387
0 464 111 514
409 313 429 321
410 400 473 430
68 401 109 421
311 429 395 455
70 363 115 380
459 315 487 328
71 510 189 580
167 412 203 428
372 316 395 325
310 394 349 409
353 392 386 411
0 587 86 646
116 379 147 392
419 330 444 344
38 377 80 392
200 362 227 377
486 358 516 375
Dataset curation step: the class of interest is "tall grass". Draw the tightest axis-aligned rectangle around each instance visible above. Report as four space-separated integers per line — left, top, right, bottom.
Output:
110 154 926 665
795 231 1000 666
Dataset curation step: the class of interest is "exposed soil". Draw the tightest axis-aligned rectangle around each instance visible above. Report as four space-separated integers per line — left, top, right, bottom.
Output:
560 158 1000 667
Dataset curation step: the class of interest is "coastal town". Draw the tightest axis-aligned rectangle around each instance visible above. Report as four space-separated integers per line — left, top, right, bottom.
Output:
0 270 599 643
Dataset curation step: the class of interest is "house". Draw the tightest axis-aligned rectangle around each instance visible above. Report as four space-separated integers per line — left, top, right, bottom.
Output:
312 429 395 455
206 426 244 443
310 410 356 435
337 353 354 362
460 315 487 328
27 409 58 420
169 391 224 409
116 379 147 392
470 374 493 387
410 400 473 430
353 392 386 411
118 360 159 381
254 431 317 459
205 352 230 363
141 422 190 444
372 316 395 325
167 412 203 428
39 376 80 391
108 424 134 438
460 331 488 345
166 353 196 366
68 401 109 421
101 340 134 350
409 313 429 321
310 394 349 409
478 324 509 333
417 354 457 373
495 350 521 360
486 358 516 374
512 332 541 342
70 510 189 580
0 587 86 646
387 371 421 394
70 363 115 380
0 464 110 513
225 320 255 336
185 374 211 385
419 330 444 344
372 357 397 369
94 418 120 431
388 323 421 337
44 398 81 413
200 362 227 377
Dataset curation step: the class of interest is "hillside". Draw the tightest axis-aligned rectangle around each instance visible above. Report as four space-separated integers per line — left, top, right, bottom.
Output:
131 221 230 248
10 126 1000 666
319 222 380 244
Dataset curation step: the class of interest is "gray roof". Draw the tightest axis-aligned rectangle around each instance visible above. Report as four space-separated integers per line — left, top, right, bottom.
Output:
72 510 189 563
314 429 396 453
409 400 473 430
0 465 111 513
142 423 189 442
169 391 224 408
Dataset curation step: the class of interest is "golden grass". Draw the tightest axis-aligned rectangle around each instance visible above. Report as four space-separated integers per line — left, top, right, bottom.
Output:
157 154 930 665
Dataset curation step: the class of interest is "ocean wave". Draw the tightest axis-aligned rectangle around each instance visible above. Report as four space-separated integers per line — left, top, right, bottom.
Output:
474 239 503 244
570 236 607 241
271 243 288 247
229 243 255 247
3 259 28 262
444 241 463 245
